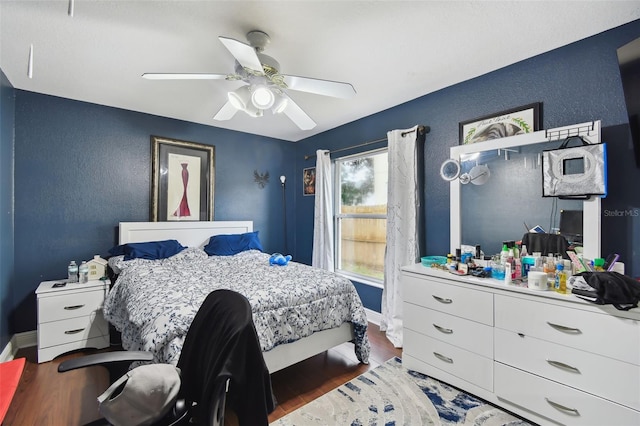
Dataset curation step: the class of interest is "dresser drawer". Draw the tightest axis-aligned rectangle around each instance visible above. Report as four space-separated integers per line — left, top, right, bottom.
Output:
404 329 493 391
38 312 108 348
404 302 493 358
495 328 640 411
38 290 105 323
495 363 640 426
495 294 640 365
403 274 493 325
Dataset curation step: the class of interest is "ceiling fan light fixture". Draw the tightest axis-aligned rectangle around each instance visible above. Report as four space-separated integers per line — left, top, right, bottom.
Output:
272 96 288 114
228 86 251 110
251 85 275 110
243 103 264 118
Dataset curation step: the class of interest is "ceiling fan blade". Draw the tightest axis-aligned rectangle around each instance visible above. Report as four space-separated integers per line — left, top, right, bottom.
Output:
282 75 356 99
282 95 316 130
142 73 229 80
218 36 264 74
213 101 239 121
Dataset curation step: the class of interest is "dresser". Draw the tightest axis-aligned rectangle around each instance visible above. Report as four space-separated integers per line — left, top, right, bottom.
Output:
401 264 640 425
36 279 110 363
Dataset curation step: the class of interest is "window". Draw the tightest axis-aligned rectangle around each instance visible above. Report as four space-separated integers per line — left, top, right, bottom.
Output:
334 149 388 286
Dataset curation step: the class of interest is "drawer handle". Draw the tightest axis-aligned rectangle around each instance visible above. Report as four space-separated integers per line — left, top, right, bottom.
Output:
64 328 85 335
432 295 453 304
433 324 453 334
546 359 581 374
545 398 580 416
433 352 453 364
64 304 85 310
546 322 582 334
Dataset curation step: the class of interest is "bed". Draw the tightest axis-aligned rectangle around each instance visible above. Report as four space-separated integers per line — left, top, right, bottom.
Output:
103 221 370 373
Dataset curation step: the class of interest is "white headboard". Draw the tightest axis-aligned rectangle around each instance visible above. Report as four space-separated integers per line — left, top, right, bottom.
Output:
118 221 254 248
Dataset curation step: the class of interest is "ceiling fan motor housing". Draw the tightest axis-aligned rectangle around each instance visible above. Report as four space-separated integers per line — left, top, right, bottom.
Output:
246 30 271 52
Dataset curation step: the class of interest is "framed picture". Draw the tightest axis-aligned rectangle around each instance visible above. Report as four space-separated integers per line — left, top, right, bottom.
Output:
459 102 541 145
150 136 215 221
303 167 316 196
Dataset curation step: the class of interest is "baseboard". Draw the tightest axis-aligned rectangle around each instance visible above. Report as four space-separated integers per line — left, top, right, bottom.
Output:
0 330 37 362
365 308 381 326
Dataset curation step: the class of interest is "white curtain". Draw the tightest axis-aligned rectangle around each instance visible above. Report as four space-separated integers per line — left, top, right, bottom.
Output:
312 149 334 271
380 125 423 348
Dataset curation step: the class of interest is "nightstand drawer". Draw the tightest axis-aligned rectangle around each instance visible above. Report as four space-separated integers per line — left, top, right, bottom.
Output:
38 290 105 323
38 312 108 348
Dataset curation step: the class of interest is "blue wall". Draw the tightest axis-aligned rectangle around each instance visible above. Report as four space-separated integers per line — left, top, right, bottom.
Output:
2 20 640 345
0 70 15 349
294 20 640 306
11 92 296 334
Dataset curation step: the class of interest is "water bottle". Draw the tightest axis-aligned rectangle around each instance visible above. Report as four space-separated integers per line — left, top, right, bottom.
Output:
79 261 89 284
68 261 78 283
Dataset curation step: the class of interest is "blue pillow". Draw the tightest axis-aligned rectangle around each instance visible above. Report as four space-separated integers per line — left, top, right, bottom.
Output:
204 231 263 256
108 239 186 261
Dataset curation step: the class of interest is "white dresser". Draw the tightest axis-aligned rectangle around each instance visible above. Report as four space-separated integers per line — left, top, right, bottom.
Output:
36 279 110 363
401 264 640 425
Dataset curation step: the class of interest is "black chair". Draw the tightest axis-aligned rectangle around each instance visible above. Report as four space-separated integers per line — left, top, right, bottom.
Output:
521 232 570 259
58 289 275 426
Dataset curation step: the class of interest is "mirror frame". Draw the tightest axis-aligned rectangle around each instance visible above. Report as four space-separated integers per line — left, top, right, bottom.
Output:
449 120 602 260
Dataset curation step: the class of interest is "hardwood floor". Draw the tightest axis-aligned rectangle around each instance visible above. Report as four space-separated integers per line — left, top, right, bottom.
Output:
5 323 401 425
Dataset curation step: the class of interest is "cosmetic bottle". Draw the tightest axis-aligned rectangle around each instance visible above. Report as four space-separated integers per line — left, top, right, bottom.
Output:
554 263 567 294
500 242 509 264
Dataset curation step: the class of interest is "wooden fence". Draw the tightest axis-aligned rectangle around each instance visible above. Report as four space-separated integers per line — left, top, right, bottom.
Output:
339 205 386 277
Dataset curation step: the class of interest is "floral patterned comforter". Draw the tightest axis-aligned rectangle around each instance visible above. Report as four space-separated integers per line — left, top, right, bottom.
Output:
103 248 370 366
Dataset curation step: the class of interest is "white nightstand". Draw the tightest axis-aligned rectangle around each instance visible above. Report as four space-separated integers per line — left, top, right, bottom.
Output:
36 279 110 363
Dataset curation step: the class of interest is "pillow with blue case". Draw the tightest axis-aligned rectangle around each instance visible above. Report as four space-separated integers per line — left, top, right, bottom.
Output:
108 239 186 261
204 231 263 256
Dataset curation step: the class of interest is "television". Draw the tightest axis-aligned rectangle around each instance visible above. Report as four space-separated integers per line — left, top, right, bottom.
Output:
559 209 583 244
617 37 640 168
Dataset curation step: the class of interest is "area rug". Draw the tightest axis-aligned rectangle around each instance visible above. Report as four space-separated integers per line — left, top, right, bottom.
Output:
271 357 532 425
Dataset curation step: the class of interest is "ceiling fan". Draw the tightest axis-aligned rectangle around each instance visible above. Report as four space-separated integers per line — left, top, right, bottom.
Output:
142 30 356 130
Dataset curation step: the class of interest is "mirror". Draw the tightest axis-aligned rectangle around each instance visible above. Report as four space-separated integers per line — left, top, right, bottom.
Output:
440 159 460 181
460 164 490 185
449 121 602 260
459 141 582 256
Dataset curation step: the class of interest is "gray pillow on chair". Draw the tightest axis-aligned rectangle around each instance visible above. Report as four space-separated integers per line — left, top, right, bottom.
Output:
98 363 181 426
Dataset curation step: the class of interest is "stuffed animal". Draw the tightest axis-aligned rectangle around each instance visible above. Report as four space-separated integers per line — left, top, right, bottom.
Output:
269 253 292 266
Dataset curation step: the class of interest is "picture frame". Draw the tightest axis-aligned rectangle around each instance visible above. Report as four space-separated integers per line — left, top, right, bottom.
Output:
150 136 215 221
303 167 316 196
459 102 541 145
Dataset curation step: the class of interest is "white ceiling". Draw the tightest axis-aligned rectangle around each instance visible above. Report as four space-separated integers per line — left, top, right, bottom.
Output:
2 1 640 142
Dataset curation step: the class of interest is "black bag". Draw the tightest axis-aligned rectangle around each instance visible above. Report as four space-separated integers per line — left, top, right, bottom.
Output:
574 272 640 310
